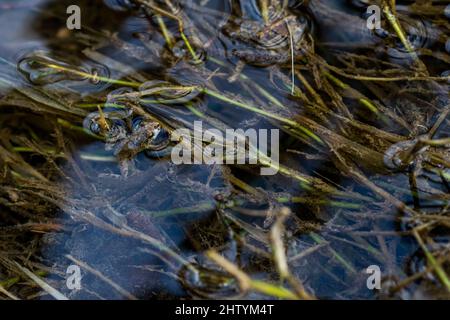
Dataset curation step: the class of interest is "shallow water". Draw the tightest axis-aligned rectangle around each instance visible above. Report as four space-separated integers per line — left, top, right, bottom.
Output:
0 0 449 300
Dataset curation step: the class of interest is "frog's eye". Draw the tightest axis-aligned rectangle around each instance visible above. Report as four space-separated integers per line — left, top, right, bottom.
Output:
103 0 136 11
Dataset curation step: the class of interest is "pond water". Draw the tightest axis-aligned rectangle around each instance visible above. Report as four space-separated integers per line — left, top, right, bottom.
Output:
0 0 449 300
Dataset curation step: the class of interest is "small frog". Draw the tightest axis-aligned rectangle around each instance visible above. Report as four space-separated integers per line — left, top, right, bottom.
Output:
83 109 170 176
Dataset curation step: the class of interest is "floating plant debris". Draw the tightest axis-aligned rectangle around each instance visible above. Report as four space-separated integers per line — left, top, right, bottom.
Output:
18 51 112 92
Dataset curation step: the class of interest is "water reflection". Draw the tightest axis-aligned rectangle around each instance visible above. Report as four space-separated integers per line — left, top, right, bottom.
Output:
0 0 449 300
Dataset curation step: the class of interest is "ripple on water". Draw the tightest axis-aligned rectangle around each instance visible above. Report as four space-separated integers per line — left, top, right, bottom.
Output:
132 116 171 151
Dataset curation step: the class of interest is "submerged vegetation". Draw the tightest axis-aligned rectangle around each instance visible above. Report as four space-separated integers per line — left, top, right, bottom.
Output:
0 0 449 300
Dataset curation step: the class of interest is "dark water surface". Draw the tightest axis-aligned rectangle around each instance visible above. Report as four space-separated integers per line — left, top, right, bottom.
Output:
0 0 449 300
